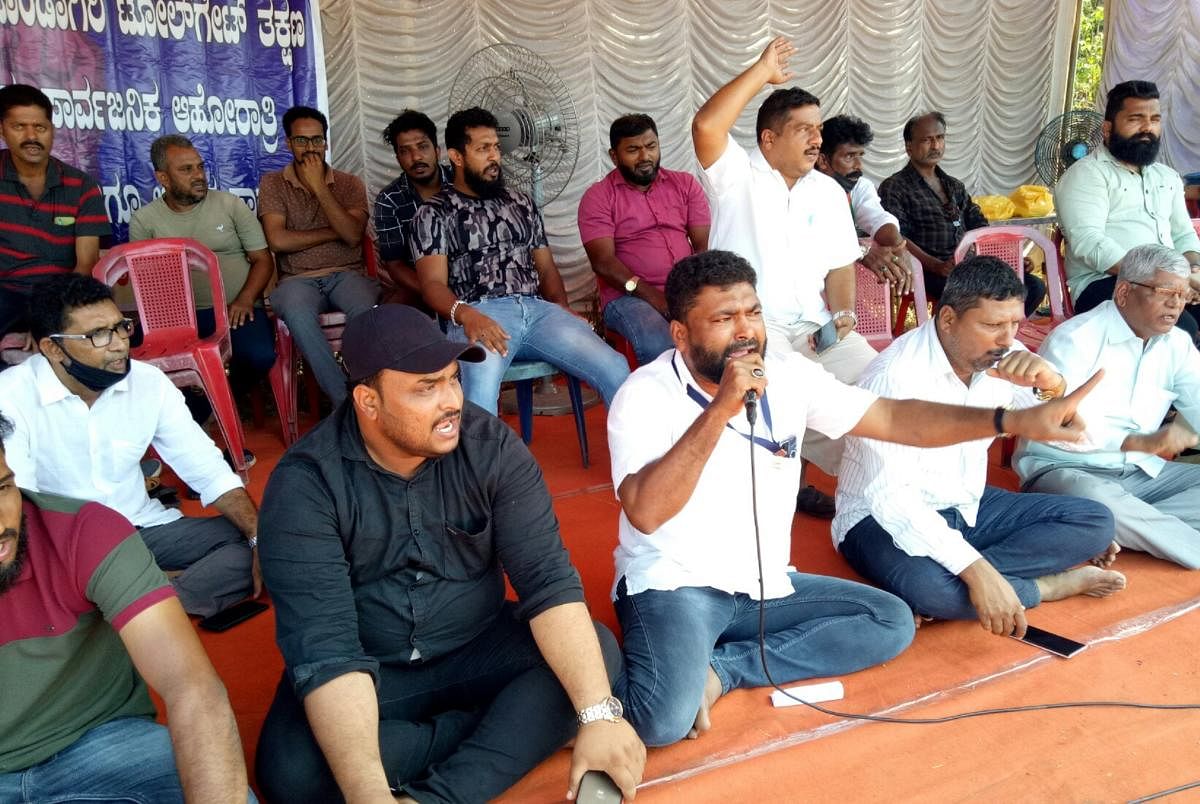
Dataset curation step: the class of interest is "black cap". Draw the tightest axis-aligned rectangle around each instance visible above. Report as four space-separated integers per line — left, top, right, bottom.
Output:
342 304 485 382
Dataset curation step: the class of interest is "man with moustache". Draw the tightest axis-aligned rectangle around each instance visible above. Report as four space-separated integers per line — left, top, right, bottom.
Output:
259 105 378 407
0 275 260 617
834 257 1125 634
412 107 629 412
607 249 1106 747
692 37 877 516
1018 244 1200 569
578 114 711 365
374 110 453 308
0 84 110 339
815 114 912 295
879 112 1046 318
255 304 645 804
1055 81 1200 341
0 413 253 802
130 135 276 397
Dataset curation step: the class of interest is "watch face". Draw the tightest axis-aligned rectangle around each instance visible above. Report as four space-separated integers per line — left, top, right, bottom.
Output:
605 696 624 719
624 278 638 293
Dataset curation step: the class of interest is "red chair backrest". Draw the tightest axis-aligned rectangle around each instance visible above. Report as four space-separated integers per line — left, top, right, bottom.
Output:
94 238 227 354
955 225 1067 322
854 258 892 349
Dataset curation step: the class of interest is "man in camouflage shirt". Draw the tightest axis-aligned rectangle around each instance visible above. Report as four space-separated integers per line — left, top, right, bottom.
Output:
412 107 629 413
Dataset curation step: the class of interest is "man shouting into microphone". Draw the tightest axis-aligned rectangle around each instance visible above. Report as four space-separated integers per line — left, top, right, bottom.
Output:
606 250 1108 748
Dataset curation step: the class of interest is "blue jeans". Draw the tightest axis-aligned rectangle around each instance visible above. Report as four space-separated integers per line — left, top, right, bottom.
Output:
269 270 380 406
613 574 915 747
838 486 1113 620
196 305 277 395
602 295 672 366
0 716 257 803
446 296 630 414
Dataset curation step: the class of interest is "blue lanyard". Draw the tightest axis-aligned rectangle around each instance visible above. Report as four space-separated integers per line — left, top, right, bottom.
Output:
672 354 782 453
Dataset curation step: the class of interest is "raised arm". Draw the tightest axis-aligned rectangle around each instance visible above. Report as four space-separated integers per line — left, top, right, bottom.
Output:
692 36 796 168
120 598 247 802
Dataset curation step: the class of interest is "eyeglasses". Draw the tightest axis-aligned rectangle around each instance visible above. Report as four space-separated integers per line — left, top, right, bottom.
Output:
51 319 134 348
289 135 326 149
1128 280 1189 304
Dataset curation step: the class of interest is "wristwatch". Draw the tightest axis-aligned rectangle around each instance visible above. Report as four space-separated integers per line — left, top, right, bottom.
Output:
832 309 858 328
1033 375 1066 401
246 536 258 550
578 695 624 725
623 277 639 294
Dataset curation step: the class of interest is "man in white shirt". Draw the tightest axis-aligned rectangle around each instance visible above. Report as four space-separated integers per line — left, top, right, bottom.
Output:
1018 244 1200 568
0 275 260 617
609 250 1107 747
816 113 913 295
693 37 881 518
835 257 1126 635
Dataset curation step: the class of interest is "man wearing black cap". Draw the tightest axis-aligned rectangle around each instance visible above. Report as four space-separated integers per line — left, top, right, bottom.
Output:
255 304 645 804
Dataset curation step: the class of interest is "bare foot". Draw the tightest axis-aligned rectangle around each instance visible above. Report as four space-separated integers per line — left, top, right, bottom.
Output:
1091 541 1120 568
1036 565 1127 601
685 667 723 740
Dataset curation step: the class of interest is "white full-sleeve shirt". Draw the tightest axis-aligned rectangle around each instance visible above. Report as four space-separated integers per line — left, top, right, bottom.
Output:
608 348 876 600
850 176 900 240
832 320 1041 574
0 355 243 527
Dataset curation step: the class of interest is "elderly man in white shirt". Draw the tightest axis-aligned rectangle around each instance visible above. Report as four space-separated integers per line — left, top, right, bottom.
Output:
609 250 1111 748
834 256 1126 637
1017 244 1200 568
0 274 260 617
816 113 913 296
692 36 879 517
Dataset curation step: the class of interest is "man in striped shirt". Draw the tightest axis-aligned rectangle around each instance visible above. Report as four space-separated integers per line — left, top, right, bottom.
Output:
0 84 110 339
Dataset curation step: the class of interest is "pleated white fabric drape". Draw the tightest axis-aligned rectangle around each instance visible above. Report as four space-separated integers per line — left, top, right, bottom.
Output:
1102 0 1200 176
318 0 1076 299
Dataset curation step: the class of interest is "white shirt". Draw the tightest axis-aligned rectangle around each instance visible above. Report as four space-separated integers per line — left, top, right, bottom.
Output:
0 355 243 527
700 134 862 328
850 176 899 239
832 320 1042 575
1016 300 1200 482
608 349 876 599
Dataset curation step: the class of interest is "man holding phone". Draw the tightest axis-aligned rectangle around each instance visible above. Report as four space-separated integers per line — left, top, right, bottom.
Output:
834 257 1126 637
693 37 878 516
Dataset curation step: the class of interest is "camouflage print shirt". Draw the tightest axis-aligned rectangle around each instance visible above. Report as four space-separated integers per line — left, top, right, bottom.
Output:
410 184 548 302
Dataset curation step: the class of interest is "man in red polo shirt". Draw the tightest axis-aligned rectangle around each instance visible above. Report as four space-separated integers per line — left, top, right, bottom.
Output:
0 411 251 802
579 114 710 365
0 84 110 339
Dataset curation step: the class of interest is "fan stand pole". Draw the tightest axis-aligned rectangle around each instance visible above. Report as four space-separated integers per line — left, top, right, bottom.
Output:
531 157 545 208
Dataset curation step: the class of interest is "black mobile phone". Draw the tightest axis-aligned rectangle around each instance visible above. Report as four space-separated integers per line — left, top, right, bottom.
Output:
1012 624 1087 658
577 771 623 803
813 318 839 355
198 600 269 633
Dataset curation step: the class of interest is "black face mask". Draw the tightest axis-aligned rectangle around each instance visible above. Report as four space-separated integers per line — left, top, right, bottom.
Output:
61 354 130 392
830 170 861 194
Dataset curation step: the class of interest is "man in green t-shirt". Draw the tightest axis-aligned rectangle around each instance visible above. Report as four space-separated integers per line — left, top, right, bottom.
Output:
130 135 277 398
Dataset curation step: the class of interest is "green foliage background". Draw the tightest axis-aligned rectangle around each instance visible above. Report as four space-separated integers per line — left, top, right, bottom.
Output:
1072 0 1105 110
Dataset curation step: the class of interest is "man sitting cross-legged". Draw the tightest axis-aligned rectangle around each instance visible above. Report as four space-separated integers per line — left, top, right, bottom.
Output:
255 305 645 803
834 256 1125 637
0 411 253 803
607 249 1108 747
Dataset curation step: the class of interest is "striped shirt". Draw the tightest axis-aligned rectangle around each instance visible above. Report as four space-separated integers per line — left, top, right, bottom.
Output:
0 151 111 293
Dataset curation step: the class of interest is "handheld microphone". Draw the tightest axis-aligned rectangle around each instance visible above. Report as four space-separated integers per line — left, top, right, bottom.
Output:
745 389 758 425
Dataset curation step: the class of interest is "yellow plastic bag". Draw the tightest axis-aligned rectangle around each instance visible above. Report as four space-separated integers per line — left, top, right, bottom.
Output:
974 194 1015 221
1009 184 1054 218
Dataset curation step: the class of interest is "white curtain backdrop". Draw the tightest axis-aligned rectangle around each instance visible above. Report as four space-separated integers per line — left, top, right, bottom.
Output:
318 0 1076 300
1102 0 1200 176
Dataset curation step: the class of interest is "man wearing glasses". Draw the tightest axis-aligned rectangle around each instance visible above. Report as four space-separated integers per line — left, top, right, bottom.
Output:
0 275 261 616
259 106 378 408
1017 244 1200 568
879 112 1046 317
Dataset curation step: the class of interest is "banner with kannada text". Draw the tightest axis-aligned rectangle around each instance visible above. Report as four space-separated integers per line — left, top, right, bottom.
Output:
0 0 326 242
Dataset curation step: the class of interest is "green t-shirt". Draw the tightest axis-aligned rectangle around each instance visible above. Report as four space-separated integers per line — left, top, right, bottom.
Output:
129 190 269 309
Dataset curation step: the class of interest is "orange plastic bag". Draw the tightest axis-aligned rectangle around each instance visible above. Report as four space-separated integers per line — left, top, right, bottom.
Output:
974 195 1015 221
1009 184 1054 217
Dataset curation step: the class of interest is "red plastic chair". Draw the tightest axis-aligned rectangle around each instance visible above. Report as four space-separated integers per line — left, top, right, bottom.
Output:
856 242 929 339
954 225 1068 351
93 238 249 480
267 237 379 446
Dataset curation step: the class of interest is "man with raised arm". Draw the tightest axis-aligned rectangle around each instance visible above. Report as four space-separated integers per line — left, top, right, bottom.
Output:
609 249 1105 747
692 37 878 517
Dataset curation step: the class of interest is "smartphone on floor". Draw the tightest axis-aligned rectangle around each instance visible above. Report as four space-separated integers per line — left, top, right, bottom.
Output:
198 599 269 632
577 771 623 803
1011 624 1087 658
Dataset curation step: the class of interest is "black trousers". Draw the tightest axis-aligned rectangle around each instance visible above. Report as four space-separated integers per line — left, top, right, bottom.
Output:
1074 274 1200 344
924 268 1047 319
255 604 621 804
